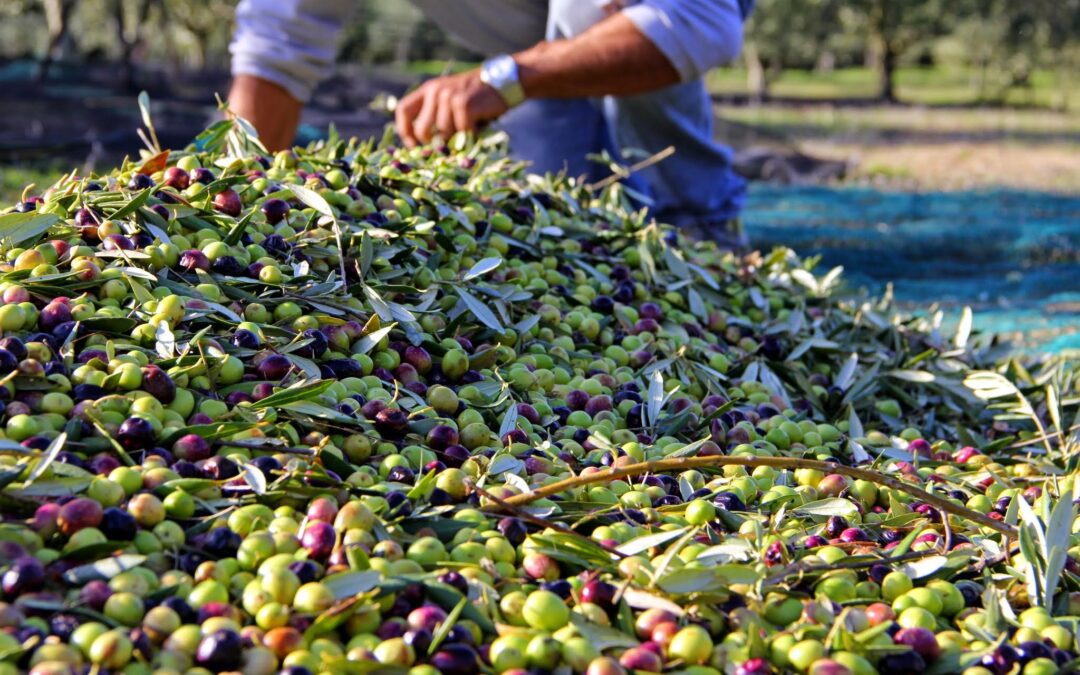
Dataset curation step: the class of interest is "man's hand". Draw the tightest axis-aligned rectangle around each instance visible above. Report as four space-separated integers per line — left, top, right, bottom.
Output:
395 69 509 148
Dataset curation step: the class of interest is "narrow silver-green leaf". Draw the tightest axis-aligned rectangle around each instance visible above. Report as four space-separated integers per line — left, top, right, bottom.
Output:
26 432 67 484
456 288 503 332
463 257 502 281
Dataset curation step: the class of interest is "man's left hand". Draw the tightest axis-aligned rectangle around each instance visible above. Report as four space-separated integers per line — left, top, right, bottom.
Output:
395 69 509 148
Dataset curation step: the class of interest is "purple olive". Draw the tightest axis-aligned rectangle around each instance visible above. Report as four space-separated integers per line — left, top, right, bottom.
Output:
639 302 663 320
202 527 241 558
584 395 613 416
374 408 408 438
407 604 447 632
190 168 214 184
877 650 926 675
300 521 336 560
502 429 528 446
211 255 245 276
141 364 176 403
403 346 432 373
201 456 238 480
173 434 212 462
714 491 746 512
80 580 112 611
251 383 275 401
323 358 362 379
839 527 869 543
295 329 328 358
437 571 469 595
57 498 103 536
179 249 210 271
117 416 156 451
37 302 72 333
403 628 432 655
619 646 662 672
196 628 243 671
163 167 190 189
565 389 589 411
734 657 775 675
824 516 847 539
103 234 134 251
1 556 45 597
212 189 242 217
497 517 528 547
429 644 479 675
894 627 941 661
99 507 137 541
257 354 293 380
426 425 459 451
261 198 290 224
580 579 617 610
634 318 661 334
128 173 155 190
232 329 260 349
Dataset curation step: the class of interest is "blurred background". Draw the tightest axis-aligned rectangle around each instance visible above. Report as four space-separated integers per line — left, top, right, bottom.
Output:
0 0 1077 351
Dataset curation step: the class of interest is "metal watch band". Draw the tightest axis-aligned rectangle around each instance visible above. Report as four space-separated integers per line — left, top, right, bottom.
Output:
479 54 526 108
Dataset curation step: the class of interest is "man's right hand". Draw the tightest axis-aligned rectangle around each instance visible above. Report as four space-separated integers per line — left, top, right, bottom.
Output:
227 75 304 152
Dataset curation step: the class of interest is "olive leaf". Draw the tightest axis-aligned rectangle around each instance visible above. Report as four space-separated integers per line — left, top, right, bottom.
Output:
251 380 334 410
456 288 504 332
616 527 689 557
322 570 382 601
63 554 147 584
463 257 502 280
0 212 59 248
25 431 67 485
793 498 860 518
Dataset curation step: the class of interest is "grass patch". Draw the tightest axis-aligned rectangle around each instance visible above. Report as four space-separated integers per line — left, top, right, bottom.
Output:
707 66 1078 110
0 162 65 206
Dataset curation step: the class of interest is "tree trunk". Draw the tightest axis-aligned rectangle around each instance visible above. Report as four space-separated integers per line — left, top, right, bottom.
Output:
35 0 75 82
745 42 768 102
115 0 157 91
866 0 897 103
877 41 897 102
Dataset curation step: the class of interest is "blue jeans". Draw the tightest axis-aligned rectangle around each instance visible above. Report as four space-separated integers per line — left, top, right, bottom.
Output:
497 89 748 240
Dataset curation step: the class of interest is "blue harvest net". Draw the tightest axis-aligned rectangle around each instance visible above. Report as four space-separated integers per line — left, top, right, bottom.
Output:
742 186 1080 354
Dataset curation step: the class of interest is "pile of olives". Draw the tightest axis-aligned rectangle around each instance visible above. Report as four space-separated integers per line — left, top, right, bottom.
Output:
0 118 1073 675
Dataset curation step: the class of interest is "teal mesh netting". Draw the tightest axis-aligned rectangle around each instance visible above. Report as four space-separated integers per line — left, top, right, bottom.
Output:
743 186 1080 353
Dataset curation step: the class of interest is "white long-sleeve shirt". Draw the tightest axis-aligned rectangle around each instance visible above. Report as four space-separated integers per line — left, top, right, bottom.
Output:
231 0 751 102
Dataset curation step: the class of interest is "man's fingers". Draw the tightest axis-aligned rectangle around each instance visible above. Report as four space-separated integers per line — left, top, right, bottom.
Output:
394 90 423 147
412 87 440 145
435 88 456 140
397 72 506 148
450 93 473 137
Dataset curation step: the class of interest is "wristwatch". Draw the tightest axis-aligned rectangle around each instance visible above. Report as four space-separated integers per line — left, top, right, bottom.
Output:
479 55 526 108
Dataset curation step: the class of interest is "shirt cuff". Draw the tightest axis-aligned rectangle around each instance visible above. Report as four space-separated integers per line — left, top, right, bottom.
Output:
622 4 696 81
622 1 743 82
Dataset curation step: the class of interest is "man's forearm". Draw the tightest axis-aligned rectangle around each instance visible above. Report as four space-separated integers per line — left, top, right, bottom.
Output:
514 13 681 100
227 75 303 152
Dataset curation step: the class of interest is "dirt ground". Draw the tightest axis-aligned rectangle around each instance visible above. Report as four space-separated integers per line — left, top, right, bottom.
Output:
811 141 1080 191
714 102 1080 192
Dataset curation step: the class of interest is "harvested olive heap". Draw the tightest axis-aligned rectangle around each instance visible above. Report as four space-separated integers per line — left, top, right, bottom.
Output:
0 116 1076 675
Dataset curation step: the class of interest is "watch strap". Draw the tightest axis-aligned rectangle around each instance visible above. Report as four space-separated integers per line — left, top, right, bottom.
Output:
480 55 526 108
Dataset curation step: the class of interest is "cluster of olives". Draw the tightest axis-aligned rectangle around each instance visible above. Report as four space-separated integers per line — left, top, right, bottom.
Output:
0 120 1069 675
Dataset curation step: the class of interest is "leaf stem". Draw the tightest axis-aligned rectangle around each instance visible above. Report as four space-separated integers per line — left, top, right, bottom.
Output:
489 455 1017 537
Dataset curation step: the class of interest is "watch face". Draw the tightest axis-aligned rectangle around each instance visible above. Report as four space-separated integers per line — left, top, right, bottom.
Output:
491 56 515 83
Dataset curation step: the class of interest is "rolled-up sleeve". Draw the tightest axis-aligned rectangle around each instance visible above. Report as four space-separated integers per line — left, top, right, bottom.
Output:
622 0 746 82
230 0 355 102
